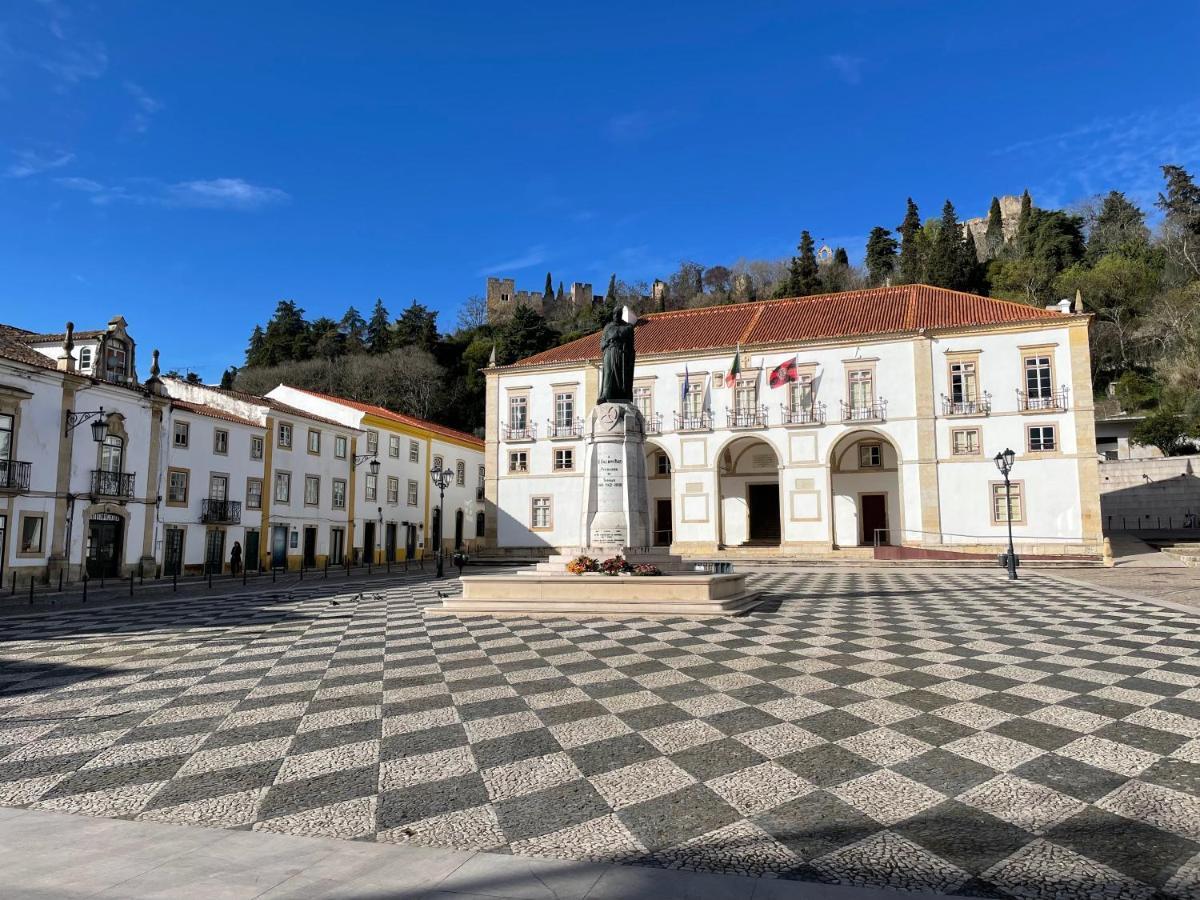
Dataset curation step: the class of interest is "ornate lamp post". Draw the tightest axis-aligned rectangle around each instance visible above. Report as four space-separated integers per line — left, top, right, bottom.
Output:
64 406 109 441
994 448 1018 580
430 462 453 578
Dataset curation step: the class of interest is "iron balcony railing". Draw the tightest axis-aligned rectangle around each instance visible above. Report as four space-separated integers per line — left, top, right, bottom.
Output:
841 399 887 422
201 498 242 524
642 412 663 435
545 418 583 439
1017 387 1069 412
780 402 826 426
0 459 31 492
942 393 992 417
91 469 135 497
476 486 485 501
503 422 536 441
727 405 768 429
674 411 712 432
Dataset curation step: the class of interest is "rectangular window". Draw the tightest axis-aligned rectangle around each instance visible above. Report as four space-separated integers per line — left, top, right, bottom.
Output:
951 428 981 456
554 448 574 471
366 431 379 454
508 451 528 473
364 473 377 501
167 469 189 504
407 479 418 505
209 474 229 501
456 460 465 486
329 527 345 565
735 379 757 414
478 465 485 486
950 360 978 404
334 435 347 459
790 375 814 411
304 474 319 506
18 514 44 554
246 478 263 510
685 381 704 417
332 478 346 509
849 369 874 409
1024 355 1053 399
389 435 400 458
250 435 264 460
278 422 293 449
656 452 671 476
633 385 653 419
433 454 443 471
991 481 1025 524
531 496 551 529
308 429 321 454
1028 425 1057 452
859 443 882 468
509 396 528 430
554 392 575 428
173 421 190 448
78 346 92 372
213 429 229 455
274 472 291 503
0 412 11 461
387 476 400 504
408 440 419 462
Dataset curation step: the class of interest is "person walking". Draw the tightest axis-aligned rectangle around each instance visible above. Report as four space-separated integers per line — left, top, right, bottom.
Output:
230 540 242 576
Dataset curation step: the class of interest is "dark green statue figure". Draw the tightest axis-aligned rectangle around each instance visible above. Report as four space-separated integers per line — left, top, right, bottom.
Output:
598 306 637 404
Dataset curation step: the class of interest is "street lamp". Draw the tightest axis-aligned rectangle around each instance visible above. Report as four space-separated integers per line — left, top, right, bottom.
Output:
994 448 1018 580
430 462 453 578
64 406 109 441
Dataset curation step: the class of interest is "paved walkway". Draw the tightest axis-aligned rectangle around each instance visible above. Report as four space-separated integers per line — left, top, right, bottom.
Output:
1 572 1199 898
0 805 960 898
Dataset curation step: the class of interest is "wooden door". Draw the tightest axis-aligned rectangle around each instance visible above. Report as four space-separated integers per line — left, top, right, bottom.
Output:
860 494 889 545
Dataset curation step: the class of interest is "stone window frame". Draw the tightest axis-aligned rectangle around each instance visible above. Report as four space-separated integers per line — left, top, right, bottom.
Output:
1019 343 1058 402
365 431 379 455
1026 423 1058 453
166 466 190 506
408 440 420 463
655 452 671 477
250 435 264 460
246 477 263 510
173 420 190 449
304 474 320 507
277 421 293 450
387 475 400 505
508 450 528 473
433 454 444 471
553 448 574 472
530 495 553 531
331 478 346 510
406 479 418 506
844 358 879 410
388 435 401 458
990 480 1026 525
553 388 577 428
946 351 982 404
208 472 230 502
506 389 531 431
455 460 466 486
950 427 982 456
334 435 348 459
633 380 654 421
364 472 378 502
213 428 229 456
274 470 291 503
16 511 46 557
676 371 710 417
307 429 321 455
787 365 819 412
858 442 883 468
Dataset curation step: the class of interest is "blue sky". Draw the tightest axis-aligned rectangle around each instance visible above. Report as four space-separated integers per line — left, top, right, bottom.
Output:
3 1 1199 380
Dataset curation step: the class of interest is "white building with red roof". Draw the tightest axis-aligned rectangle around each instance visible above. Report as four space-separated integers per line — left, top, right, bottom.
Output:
483 285 1103 561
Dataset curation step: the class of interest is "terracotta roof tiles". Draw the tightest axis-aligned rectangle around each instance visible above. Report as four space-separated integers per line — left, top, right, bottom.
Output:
170 399 263 429
283 386 484 448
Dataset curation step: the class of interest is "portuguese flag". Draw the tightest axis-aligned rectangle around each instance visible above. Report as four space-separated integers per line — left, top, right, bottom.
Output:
724 345 742 387
770 356 799 389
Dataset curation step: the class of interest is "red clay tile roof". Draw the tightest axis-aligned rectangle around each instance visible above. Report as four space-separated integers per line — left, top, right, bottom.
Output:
164 380 351 430
283 386 484 448
170 399 263 429
506 285 1073 369
16 328 108 344
0 325 58 370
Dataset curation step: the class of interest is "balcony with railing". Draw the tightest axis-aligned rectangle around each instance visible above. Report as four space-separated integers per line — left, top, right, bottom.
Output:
727 405 768 429
503 422 536 441
201 498 242 524
674 410 712 432
546 418 583 439
841 399 887 423
475 486 485 501
641 412 663 435
91 469 135 497
1017 387 1069 412
942 392 992 417
780 402 826 426
0 459 31 493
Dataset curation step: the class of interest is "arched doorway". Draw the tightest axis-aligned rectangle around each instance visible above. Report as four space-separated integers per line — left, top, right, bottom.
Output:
829 431 902 547
644 441 674 547
717 437 781 547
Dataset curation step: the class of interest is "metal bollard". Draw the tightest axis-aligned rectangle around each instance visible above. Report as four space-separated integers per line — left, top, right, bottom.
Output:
173 570 178 592
82 575 89 603
300 563 304 581
58 570 64 593
129 573 134 596
324 560 328 579
10 572 14 595
272 567 276 583
29 578 35 604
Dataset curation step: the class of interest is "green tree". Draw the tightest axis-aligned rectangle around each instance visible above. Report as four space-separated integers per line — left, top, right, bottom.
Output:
261 299 310 364
310 316 344 361
339 306 367 352
1157 164 1200 278
1113 371 1161 412
833 247 850 267
544 272 554 306
556 281 564 304
784 231 821 296
1014 189 1033 257
1131 411 1195 456
926 201 974 291
245 325 267 366
495 305 558 365
984 196 1005 260
897 198 923 283
1087 191 1149 262
864 226 898 285
394 300 439 351
605 273 618 306
366 298 392 353
219 367 237 389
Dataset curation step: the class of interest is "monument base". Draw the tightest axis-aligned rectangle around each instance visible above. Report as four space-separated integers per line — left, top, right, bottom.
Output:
439 571 760 618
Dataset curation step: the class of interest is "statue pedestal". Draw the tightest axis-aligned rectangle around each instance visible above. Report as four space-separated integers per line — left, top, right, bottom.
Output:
580 402 649 551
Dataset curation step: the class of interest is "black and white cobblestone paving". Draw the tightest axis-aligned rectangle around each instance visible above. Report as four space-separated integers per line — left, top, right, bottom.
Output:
1 571 1199 899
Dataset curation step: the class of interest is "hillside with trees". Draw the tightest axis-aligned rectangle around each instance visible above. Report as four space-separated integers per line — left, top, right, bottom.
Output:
230 164 1200 451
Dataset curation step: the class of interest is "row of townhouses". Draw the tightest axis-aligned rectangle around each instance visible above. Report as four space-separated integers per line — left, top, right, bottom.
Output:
0 317 484 583
484 284 1103 560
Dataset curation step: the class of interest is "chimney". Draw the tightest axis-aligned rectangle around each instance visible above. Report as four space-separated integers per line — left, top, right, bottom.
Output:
57 322 76 372
1057 298 1072 314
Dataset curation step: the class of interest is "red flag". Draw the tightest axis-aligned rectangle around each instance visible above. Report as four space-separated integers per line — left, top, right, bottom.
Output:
769 357 799 389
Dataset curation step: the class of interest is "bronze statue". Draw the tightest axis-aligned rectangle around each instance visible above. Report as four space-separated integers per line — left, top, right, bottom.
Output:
598 306 638 404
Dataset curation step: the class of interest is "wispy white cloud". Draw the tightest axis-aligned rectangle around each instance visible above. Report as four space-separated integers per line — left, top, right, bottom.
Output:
993 102 1200 211
54 175 291 210
476 245 548 276
5 149 74 178
124 81 162 134
827 54 865 86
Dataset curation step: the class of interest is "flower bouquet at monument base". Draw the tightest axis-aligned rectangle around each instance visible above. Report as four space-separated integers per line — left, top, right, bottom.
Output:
600 555 630 575
631 563 663 576
565 555 599 575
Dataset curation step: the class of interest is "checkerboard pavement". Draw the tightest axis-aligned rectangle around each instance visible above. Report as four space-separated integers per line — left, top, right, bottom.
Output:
2 571 1199 899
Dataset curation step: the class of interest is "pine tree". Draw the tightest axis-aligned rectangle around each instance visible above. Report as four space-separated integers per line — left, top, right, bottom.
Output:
984 196 1005 259
897 198 923 283
544 272 554 306
366 298 392 353
394 300 439 351
926 200 973 290
786 231 822 296
245 325 266 366
961 230 983 292
219 366 237 389
261 299 310 364
556 281 564 304
833 247 850 266
1087 191 1149 261
864 227 899 286
606 273 617 307
339 306 368 352
1015 189 1034 258
1157 165 1200 278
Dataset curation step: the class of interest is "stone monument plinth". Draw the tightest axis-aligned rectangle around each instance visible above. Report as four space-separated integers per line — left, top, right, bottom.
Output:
580 402 649 551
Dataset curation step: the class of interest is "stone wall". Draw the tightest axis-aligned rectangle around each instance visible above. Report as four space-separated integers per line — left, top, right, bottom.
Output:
1099 455 1200 530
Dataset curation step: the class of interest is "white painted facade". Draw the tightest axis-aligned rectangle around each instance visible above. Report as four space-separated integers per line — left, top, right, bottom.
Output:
486 314 1102 558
